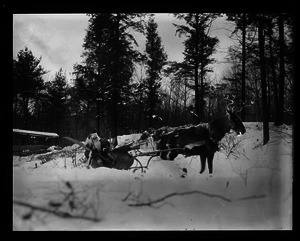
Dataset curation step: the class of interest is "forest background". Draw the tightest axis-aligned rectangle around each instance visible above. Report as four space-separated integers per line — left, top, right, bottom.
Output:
12 13 295 146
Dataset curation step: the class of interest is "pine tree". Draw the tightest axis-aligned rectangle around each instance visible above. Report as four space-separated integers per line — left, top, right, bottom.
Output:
258 15 269 144
45 68 69 134
73 13 147 139
144 17 167 128
13 47 47 129
173 13 219 122
226 13 250 121
277 13 285 125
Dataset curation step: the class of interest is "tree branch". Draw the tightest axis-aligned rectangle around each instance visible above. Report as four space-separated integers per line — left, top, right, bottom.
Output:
125 190 266 207
13 200 101 222
126 191 231 207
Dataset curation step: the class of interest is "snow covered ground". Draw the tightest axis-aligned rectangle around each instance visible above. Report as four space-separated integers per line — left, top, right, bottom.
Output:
12 123 293 230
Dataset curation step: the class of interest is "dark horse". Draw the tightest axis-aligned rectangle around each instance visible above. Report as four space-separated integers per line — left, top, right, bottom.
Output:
155 109 246 174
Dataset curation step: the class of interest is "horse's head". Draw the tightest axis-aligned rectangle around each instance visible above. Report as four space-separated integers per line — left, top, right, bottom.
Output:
224 95 246 136
152 126 171 142
226 110 246 136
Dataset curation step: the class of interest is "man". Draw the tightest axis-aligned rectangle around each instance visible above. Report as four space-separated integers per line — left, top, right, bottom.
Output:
84 132 116 168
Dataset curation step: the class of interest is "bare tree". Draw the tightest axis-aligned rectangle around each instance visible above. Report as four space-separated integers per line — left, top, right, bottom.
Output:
258 15 270 144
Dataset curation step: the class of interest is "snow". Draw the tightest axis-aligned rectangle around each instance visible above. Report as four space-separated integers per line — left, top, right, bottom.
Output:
13 123 293 230
13 129 59 137
117 133 141 146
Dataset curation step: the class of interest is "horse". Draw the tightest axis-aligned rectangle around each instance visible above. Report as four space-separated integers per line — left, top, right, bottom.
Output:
155 109 246 174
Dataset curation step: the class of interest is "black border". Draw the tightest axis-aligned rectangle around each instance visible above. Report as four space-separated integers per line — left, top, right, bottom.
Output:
3 0 298 237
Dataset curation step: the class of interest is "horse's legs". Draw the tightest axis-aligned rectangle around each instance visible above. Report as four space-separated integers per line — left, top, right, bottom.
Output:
207 152 215 174
199 153 206 174
160 147 168 159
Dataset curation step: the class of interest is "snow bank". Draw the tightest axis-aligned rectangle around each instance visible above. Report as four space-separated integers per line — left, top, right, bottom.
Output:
13 123 293 230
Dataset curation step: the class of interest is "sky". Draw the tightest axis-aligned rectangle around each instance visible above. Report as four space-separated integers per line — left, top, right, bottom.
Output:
13 13 236 84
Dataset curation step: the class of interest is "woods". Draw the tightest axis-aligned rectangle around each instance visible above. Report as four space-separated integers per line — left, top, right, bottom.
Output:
13 13 294 145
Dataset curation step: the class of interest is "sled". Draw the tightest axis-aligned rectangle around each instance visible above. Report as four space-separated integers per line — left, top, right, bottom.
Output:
63 136 185 172
63 136 145 171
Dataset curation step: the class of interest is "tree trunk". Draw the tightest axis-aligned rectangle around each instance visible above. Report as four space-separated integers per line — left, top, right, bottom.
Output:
199 63 205 122
258 16 269 145
75 115 78 139
23 96 29 129
241 13 246 121
194 14 200 123
96 100 101 135
174 90 179 123
278 13 285 125
167 85 172 125
183 78 187 123
111 13 121 141
199 19 205 122
267 18 280 125
137 103 141 132
148 87 155 128
96 61 101 135
267 69 272 119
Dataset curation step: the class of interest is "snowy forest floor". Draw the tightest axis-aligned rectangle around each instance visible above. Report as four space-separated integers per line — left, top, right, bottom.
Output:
13 123 293 230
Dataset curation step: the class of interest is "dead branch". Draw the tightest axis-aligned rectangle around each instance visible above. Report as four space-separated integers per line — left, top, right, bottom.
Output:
228 159 249 186
220 134 247 160
121 192 133 202
125 190 232 207
235 194 266 201
13 200 101 222
124 190 266 208
272 128 292 138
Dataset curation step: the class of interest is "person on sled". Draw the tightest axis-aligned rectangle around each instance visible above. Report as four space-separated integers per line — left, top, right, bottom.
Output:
84 131 116 168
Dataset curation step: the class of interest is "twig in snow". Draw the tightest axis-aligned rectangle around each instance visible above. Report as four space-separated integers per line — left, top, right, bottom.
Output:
122 192 133 202
13 200 101 222
14 181 104 224
235 194 267 201
125 190 232 207
124 190 266 208
220 134 247 160
272 128 292 138
228 159 249 186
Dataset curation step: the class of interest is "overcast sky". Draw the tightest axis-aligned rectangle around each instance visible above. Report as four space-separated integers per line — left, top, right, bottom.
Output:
13 13 236 83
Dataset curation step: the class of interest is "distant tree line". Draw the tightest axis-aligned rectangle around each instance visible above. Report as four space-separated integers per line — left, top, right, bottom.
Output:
13 13 294 145
224 13 294 143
